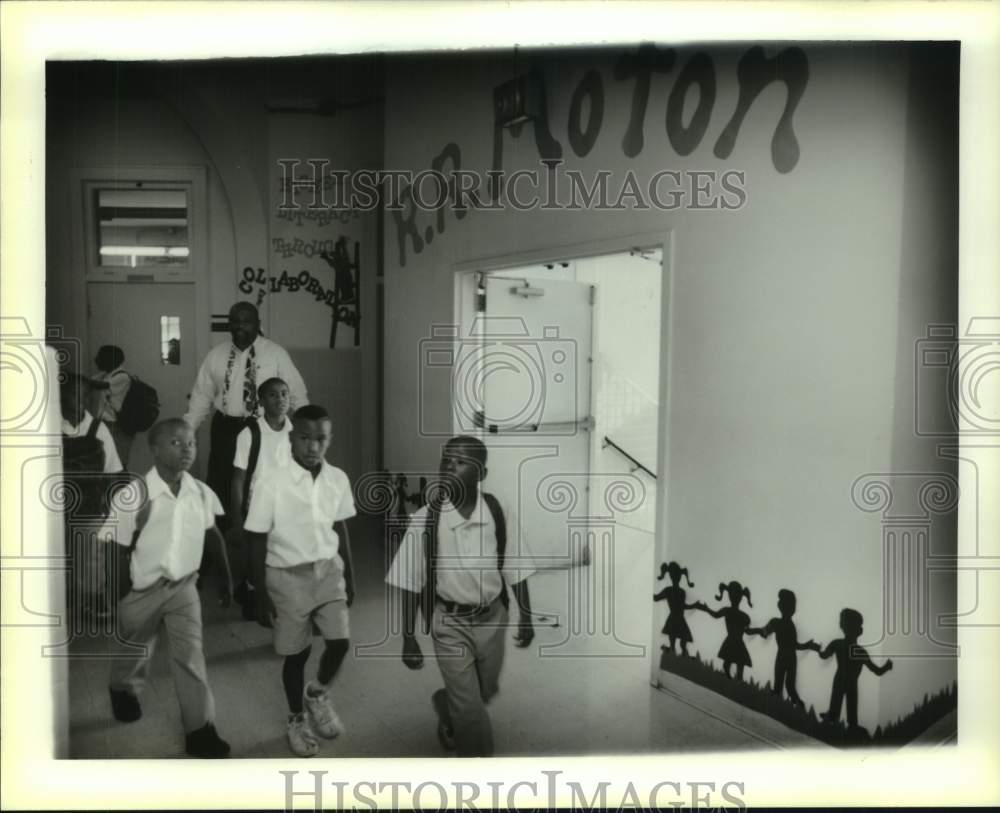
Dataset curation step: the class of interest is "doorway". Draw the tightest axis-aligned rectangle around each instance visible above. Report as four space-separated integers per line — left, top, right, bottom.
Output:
454 243 665 658
69 167 209 475
86 282 199 474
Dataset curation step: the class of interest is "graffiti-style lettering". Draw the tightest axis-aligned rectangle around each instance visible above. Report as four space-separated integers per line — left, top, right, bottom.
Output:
714 46 809 174
431 143 464 234
614 44 677 158
568 69 605 158
667 52 716 156
391 183 424 266
388 45 810 265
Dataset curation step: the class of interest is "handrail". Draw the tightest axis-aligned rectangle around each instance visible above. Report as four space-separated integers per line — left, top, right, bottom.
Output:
602 436 657 479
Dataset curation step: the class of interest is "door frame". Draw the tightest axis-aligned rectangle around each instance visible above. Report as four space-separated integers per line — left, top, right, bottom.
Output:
452 229 674 486
68 165 209 377
453 230 675 681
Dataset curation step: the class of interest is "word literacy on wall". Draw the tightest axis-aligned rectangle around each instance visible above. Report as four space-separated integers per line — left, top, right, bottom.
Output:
240 236 361 349
390 44 809 266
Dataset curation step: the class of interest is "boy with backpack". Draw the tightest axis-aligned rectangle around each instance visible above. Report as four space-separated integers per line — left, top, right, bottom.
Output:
89 345 134 467
243 404 357 757
229 377 292 618
385 435 535 757
61 372 124 618
108 418 233 758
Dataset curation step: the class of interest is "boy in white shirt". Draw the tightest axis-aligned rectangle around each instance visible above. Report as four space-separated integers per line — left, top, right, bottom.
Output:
60 372 123 619
89 344 134 467
244 404 357 757
107 418 233 758
60 373 123 474
229 377 292 616
386 435 536 757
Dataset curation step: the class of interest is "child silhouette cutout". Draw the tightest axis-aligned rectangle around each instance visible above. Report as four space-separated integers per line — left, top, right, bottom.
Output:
653 562 697 657
695 581 754 680
818 608 893 731
748 588 820 708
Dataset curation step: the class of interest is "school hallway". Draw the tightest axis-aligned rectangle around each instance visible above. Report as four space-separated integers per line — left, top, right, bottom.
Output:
66 513 821 759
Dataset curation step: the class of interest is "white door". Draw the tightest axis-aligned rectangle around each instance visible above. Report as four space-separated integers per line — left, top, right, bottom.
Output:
476 275 600 650
86 282 198 475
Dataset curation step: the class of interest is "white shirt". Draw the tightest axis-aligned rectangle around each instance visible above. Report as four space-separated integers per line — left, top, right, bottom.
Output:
112 468 224 590
61 411 123 473
92 367 130 423
385 492 534 606
183 335 308 430
233 416 292 493
244 459 356 568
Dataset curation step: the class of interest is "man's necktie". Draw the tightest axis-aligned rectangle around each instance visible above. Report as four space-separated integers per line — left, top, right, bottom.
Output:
242 344 258 416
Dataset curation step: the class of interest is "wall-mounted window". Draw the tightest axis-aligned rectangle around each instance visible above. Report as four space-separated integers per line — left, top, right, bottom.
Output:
97 189 189 269
160 316 181 365
82 178 196 281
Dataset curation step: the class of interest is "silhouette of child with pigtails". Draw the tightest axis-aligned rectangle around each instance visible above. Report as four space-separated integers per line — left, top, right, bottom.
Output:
652 562 697 657
694 581 754 679
818 608 893 730
748 589 820 708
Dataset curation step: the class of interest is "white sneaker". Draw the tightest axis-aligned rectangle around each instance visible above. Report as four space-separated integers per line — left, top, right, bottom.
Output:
287 711 319 757
304 681 344 739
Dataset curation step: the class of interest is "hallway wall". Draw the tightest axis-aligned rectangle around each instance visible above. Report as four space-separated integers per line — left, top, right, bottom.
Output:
381 44 958 730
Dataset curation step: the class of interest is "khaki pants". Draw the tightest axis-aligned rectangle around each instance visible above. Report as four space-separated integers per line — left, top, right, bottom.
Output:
431 598 508 757
109 574 215 733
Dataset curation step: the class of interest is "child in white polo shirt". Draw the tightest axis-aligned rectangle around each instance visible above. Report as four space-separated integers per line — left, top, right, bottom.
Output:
386 435 536 758
108 418 233 758
244 404 357 757
229 377 292 616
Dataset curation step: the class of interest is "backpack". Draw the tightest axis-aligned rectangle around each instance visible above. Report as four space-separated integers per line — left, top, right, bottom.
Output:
116 375 160 434
62 416 105 473
62 417 116 519
420 492 509 632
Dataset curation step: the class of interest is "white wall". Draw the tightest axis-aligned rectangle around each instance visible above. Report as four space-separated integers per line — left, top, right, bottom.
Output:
382 44 957 730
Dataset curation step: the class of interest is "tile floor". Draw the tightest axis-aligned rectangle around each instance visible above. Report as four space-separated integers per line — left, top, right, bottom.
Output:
67 514 817 759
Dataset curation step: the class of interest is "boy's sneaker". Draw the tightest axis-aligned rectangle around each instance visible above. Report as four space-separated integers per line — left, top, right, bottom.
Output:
184 722 231 758
287 711 320 757
303 681 344 739
109 688 142 723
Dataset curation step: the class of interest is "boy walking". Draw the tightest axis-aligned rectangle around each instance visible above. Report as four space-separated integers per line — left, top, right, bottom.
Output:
108 418 233 758
229 377 292 615
89 344 134 467
386 435 535 757
244 405 357 757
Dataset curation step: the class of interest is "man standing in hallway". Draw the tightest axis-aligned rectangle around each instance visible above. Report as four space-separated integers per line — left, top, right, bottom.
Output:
184 301 308 529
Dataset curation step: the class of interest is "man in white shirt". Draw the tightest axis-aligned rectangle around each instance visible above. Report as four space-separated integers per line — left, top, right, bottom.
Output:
183 302 308 529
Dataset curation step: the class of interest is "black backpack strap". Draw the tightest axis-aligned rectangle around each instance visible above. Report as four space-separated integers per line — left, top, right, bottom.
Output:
128 498 152 555
86 415 102 439
482 492 510 610
420 502 441 634
241 419 262 518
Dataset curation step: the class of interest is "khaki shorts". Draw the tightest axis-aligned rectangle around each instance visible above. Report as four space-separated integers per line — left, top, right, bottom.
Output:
265 557 349 655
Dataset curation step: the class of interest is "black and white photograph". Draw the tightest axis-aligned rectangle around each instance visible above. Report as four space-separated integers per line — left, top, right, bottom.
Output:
2 1 998 809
